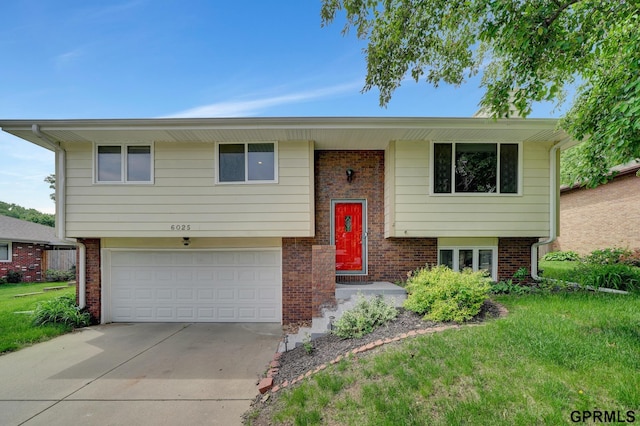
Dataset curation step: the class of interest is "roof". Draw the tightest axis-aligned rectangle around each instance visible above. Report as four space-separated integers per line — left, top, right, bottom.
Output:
0 215 74 246
0 117 576 151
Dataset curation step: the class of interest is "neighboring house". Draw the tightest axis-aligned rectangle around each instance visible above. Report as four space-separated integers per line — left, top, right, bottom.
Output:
551 162 640 255
0 118 573 324
0 215 76 282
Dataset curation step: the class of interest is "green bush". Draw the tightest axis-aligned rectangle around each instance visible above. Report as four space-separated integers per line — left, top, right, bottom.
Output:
45 268 75 282
6 270 23 283
332 295 398 339
403 265 491 323
490 279 534 295
573 263 640 292
584 247 631 265
542 250 581 262
32 294 91 327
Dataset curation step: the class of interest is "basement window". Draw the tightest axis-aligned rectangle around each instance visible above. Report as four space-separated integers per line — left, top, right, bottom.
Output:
438 247 497 280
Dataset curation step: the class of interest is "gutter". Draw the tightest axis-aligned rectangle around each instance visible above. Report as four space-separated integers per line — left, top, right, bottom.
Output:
530 137 573 280
31 125 86 309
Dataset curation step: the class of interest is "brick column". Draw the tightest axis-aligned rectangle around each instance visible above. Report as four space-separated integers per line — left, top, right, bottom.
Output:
312 245 336 317
282 238 314 325
77 238 101 323
498 237 539 281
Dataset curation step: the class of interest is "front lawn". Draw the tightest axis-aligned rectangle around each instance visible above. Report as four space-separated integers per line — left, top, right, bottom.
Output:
539 260 579 280
256 292 640 425
0 282 76 354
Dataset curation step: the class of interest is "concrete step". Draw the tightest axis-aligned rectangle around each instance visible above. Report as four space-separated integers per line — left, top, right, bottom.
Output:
278 282 407 352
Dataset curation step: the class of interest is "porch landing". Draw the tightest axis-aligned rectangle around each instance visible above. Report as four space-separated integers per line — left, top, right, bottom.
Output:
335 281 407 302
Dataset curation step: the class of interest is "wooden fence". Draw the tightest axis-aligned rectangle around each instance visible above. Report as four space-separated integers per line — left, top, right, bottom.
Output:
45 248 76 271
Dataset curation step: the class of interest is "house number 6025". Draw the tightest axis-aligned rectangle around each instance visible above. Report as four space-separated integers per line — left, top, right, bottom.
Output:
170 225 191 231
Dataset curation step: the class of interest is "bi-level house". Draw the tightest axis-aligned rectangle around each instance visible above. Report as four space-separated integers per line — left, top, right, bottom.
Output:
0 117 574 324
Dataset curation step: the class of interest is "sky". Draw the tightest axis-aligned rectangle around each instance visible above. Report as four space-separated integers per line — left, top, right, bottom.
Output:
0 0 563 214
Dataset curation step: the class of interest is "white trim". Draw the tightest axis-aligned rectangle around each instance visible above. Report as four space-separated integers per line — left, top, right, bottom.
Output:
430 141 523 196
93 142 155 184
0 241 11 262
331 199 368 276
215 141 279 184
437 246 498 281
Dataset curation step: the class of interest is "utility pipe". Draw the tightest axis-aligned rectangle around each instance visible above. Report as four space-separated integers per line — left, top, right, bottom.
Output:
531 137 572 280
31 125 86 308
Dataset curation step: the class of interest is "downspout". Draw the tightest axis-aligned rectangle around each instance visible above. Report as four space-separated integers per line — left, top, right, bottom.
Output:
31 125 86 309
531 137 572 280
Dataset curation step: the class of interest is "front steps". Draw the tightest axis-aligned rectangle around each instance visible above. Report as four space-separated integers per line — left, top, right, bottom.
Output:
278 282 407 352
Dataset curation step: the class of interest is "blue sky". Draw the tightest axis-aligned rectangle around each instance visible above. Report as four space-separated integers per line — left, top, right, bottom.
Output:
0 1 561 214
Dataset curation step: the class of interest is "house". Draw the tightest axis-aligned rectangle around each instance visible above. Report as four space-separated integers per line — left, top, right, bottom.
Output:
0 215 76 282
0 117 574 324
550 161 640 255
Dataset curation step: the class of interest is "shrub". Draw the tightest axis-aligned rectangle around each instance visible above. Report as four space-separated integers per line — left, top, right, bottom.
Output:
490 279 534 295
6 270 23 283
542 250 581 262
332 295 398 339
584 247 631 265
573 263 640 292
45 268 75 282
620 248 640 267
32 294 91 327
403 265 492 323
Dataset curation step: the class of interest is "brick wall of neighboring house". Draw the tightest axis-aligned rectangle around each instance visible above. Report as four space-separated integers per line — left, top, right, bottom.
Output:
77 238 101 322
0 242 48 282
551 171 640 255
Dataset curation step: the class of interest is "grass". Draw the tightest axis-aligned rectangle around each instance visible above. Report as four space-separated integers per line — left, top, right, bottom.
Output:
260 292 640 425
539 260 579 280
0 282 76 354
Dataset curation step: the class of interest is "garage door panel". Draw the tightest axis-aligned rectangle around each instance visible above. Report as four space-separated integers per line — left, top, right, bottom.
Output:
110 250 281 323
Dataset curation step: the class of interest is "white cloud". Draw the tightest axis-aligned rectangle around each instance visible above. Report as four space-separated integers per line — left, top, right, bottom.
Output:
163 81 363 118
55 49 83 67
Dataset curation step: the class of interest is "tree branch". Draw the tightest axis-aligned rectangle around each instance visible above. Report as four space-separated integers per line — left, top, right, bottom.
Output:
544 0 582 28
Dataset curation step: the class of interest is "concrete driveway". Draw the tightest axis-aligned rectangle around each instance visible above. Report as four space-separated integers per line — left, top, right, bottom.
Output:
0 323 282 426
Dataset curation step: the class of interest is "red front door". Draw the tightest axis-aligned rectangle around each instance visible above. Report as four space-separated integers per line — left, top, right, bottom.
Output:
334 201 365 273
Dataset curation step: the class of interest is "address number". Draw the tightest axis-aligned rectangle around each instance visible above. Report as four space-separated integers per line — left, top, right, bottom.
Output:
170 224 191 231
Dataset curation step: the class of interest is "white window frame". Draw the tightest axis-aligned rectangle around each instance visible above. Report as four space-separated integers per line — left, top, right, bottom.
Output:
94 143 154 184
0 241 11 262
215 141 278 184
430 141 523 196
437 246 498 281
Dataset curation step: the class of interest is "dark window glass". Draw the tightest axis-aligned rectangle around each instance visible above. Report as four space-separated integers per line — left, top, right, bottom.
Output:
455 143 497 193
219 144 245 182
433 143 452 193
98 146 122 181
459 249 474 270
0 243 9 261
248 143 274 181
439 249 453 269
500 144 518 193
127 146 151 181
479 249 493 276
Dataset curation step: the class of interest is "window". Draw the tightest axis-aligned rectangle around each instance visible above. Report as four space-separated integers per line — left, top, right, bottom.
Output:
433 142 519 194
0 241 11 262
96 144 152 183
438 247 496 280
217 142 277 183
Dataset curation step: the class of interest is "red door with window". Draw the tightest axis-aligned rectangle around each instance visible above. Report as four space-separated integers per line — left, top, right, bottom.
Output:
334 201 365 273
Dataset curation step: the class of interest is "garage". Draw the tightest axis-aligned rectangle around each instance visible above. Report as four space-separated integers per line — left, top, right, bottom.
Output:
107 249 281 323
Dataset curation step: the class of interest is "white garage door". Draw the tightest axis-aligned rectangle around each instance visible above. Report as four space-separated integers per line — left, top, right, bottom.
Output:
109 249 281 323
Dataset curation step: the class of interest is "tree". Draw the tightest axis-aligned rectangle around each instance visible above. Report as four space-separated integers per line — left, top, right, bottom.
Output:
321 0 640 186
44 174 55 201
0 201 55 227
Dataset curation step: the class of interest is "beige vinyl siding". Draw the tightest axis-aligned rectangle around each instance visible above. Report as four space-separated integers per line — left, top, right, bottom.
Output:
389 140 553 237
63 141 314 238
102 237 282 249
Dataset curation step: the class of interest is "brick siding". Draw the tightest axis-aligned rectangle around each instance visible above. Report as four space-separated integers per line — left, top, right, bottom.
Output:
0 242 48 282
551 172 640 255
312 245 336 317
498 237 539 280
77 238 101 322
